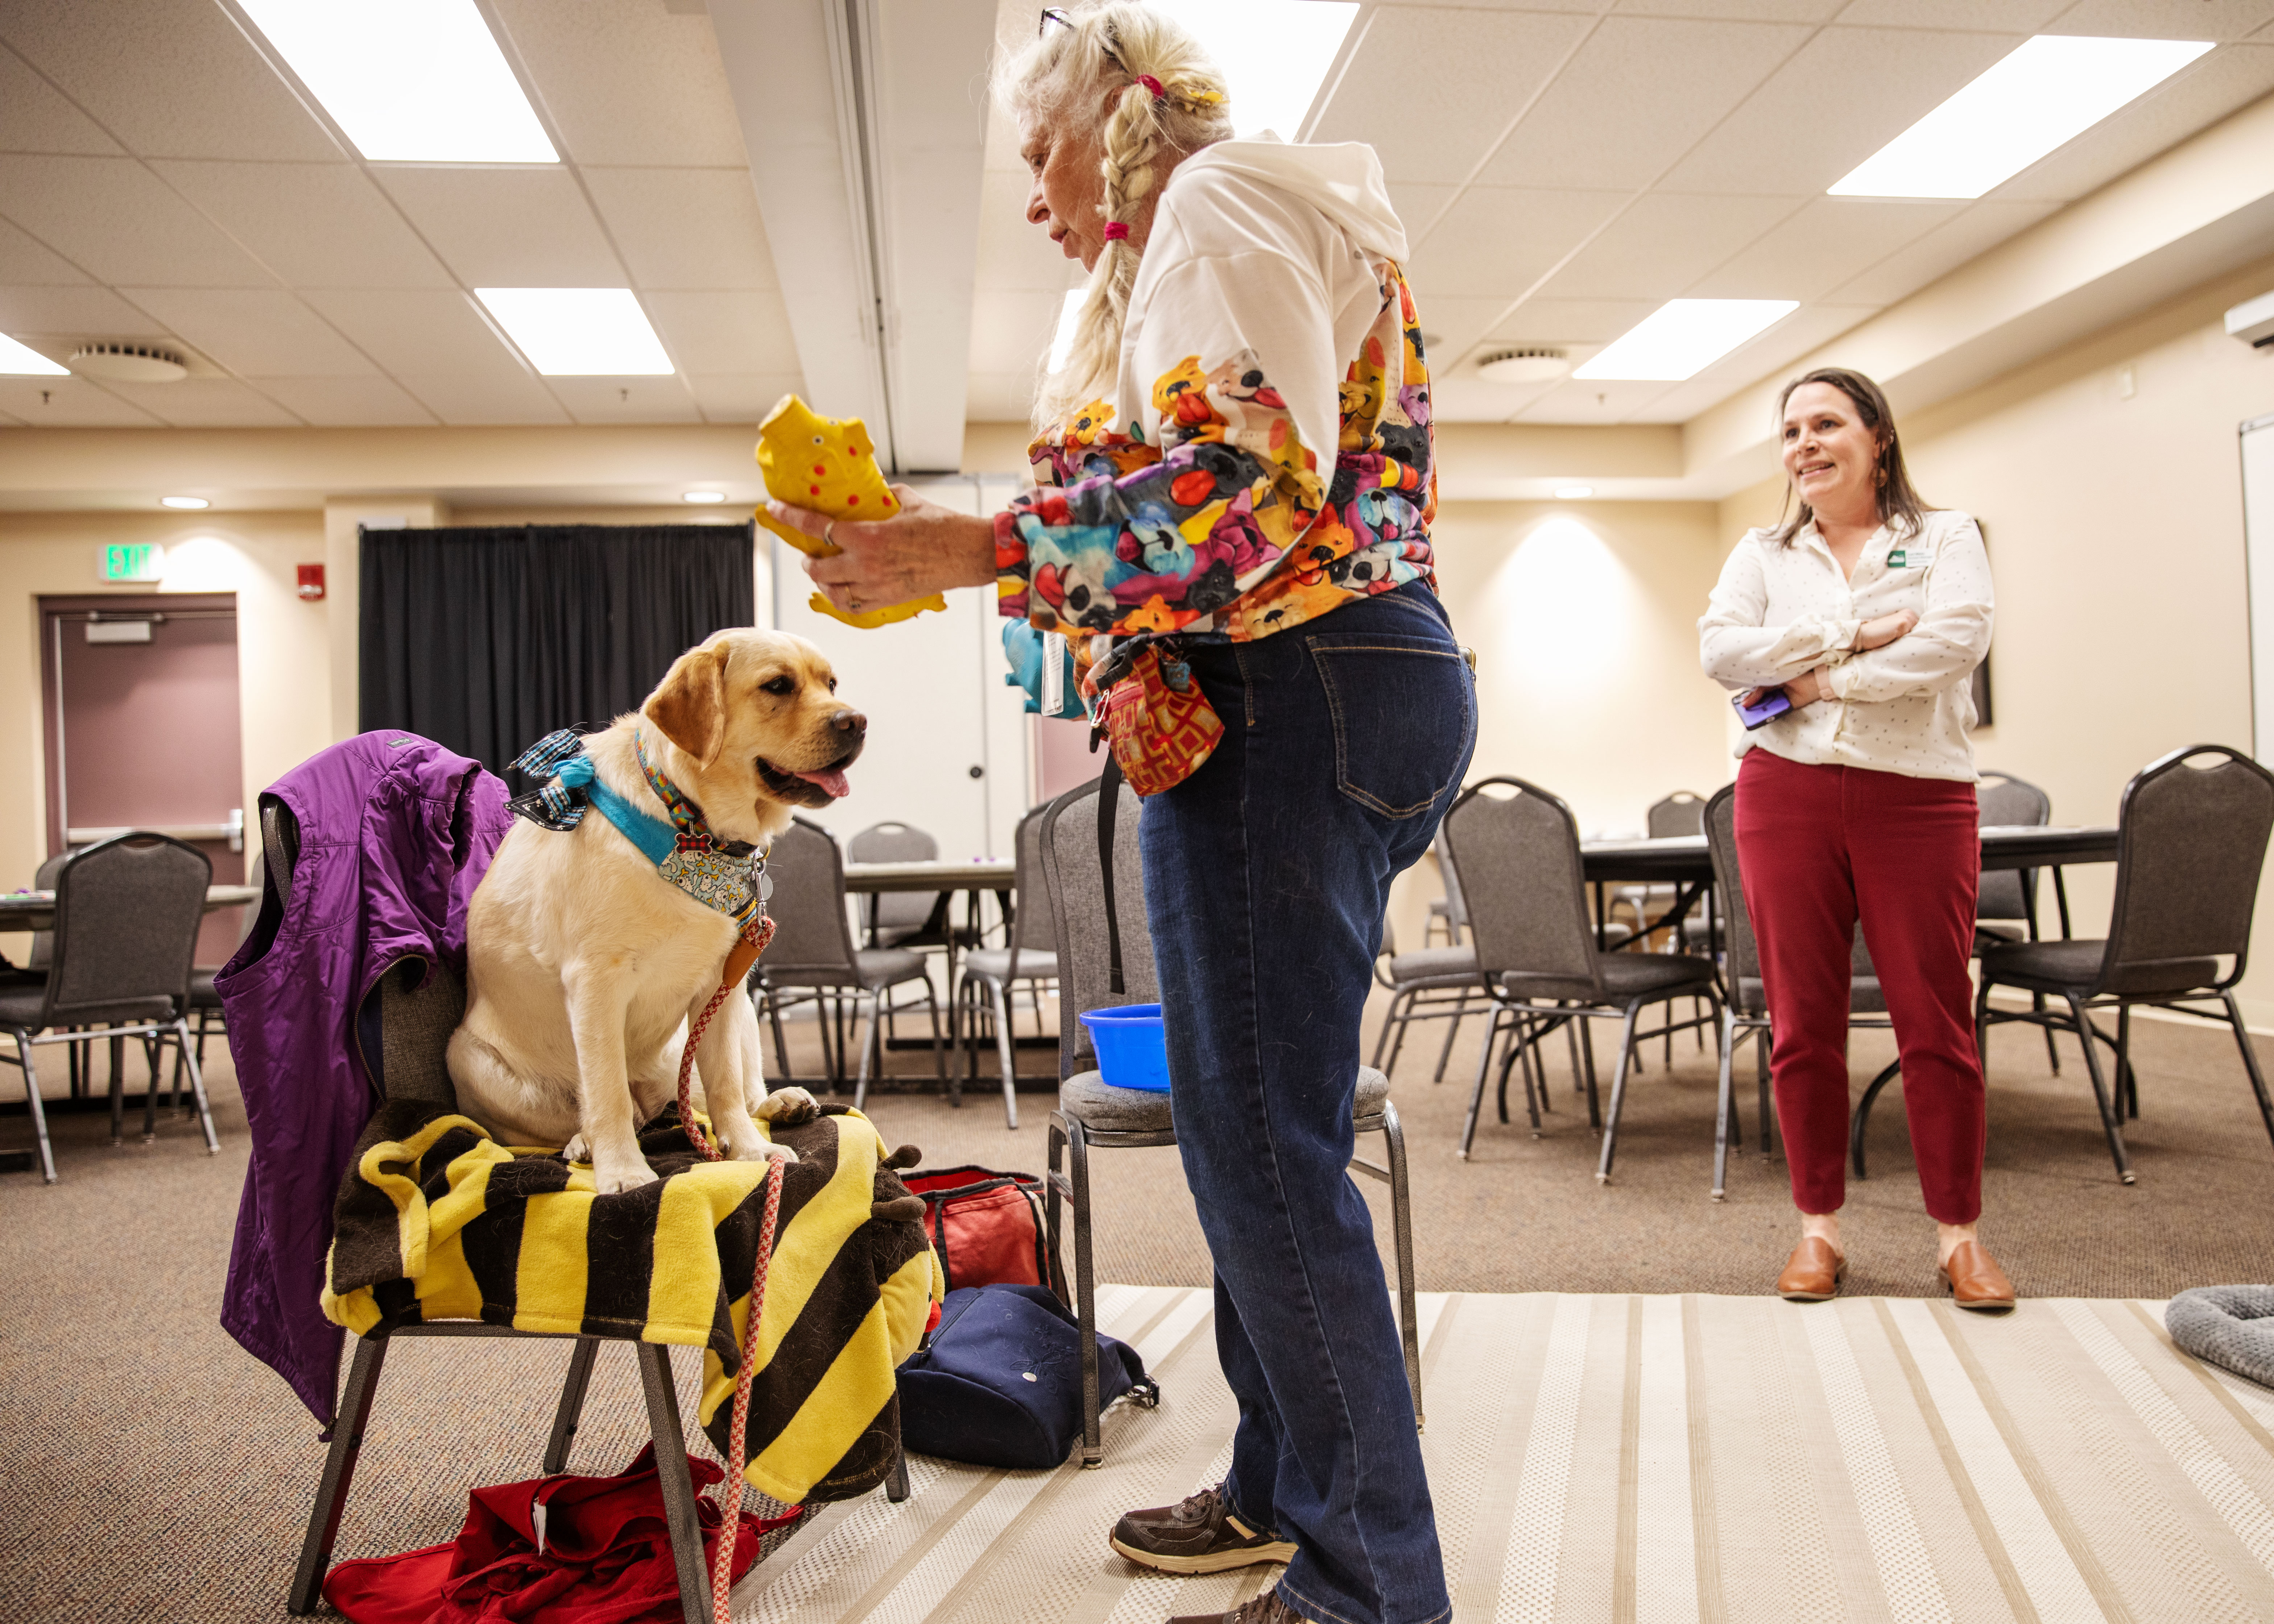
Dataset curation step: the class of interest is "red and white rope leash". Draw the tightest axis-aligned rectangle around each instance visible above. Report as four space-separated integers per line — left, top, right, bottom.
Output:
675 916 783 1623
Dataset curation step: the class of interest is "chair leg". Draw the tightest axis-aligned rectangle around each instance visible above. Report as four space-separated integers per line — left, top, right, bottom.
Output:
289 1332 389 1614
2221 992 2274 1154
2065 994 2135 1185
992 981 1019 1130
1379 1100 1423 1431
174 1019 220 1154
1431 990 1471 1085
1369 987 1402 1072
108 1030 125 1146
1595 1003 1643 1184
852 990 880 1113
886 1442 911 1503
1458 1006 1502 1160
1069 1121 1102 1467
2034 991 2060 1075
1756 1023 1773 1155
543 1336 603 1475
923 979 948 1093
1518 1014 1545 1134
1850 1060 1901 1180
2116 1004 2138 1120
13 1030 56 1184
634 1343 715 1624
1579 1016 1602 1127
762 987 793 1089
1712 1007 1737 1202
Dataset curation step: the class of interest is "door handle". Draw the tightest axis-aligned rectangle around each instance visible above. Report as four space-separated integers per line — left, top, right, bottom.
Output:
68 807 244 853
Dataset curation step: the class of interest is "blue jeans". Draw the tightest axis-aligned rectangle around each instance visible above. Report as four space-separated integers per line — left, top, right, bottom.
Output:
1141 580 1475 1624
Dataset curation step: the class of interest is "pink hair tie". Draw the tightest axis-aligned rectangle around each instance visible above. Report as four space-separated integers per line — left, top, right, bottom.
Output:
1101 222 1130 241
1138 74 1165 99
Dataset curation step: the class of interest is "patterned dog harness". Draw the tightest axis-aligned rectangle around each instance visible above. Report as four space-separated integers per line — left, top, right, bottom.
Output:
507 726 772 933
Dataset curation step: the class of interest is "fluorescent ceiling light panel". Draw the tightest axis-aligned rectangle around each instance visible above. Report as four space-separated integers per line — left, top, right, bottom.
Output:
476 289 674 375
237 0 557 163
161 496 211 510
1048 289 1086 373
1574 300 1797 382
682 490 727 504
1554 485 1593 500
0 334 68 376
1830 35 2211 200
1144 1 1359 140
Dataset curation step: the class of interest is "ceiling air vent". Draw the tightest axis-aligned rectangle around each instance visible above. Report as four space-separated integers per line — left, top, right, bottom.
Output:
69 342 188 384
1477 348 1571 384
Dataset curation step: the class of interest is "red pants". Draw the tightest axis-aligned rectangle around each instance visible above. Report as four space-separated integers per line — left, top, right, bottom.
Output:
1734 750 1986 1223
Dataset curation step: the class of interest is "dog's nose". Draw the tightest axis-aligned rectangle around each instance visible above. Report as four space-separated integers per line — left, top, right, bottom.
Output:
830 708 866 738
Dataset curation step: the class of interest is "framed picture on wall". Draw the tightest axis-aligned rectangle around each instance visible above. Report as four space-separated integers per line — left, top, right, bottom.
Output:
1971 518 1994 726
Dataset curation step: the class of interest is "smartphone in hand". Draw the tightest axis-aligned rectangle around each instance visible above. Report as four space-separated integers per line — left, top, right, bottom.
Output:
1733 687 1792 731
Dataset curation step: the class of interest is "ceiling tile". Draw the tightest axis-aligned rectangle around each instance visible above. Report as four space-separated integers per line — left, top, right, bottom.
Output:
583 168 776 289
683 373 805 425
1476 18 1811 192
299 288 527 377
1431 376 1562 422
1685 196 1962 301
0 283 156 334
1516 378 1680 423
1309 8 1597 184
1657 27 2019 195
489 0 750 166
1986 45 2274 203
0 374 158 425
100 377 299 427
150 161 452 289
1635 302 1880 419
1611 0 1845 18
119 288 376 377
642 287 801 374
964 372 1037 425
973 173 1083 296
1387 183 1461 245
256 375 439 427
1483 297 1665 346
1 0 342 161
967 288 1060 376
374 168 625 287
1412 294 1538 369
0 156 274 286
1832 0 2064 25
2047 0 2274 40
394 369 570 426
1824 198 2059 303
1533 192 1799 301
545 375 706 424
0 44 123 155
1405 187 1630 299
0 214 84 283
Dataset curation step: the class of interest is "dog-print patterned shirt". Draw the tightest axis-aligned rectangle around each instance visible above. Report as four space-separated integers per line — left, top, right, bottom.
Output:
993 141 1436 679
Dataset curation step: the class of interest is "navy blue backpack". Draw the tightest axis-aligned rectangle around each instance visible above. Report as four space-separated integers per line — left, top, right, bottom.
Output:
898 1284 1159 1469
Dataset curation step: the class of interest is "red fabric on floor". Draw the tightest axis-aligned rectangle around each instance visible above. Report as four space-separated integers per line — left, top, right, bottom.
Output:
322 1445 801 1624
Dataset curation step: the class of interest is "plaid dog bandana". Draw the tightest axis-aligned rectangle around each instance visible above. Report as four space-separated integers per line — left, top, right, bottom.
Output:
507 727 770 931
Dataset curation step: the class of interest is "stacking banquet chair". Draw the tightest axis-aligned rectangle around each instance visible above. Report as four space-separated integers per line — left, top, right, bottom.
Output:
1037 775 1422 1464
1699 786 1901 1197
847 820 943 949
1973 744 2274 1185
1972 770 2063 1075
1370 920 1480 1085
1422 826 1466 946
1442 777 1718 1181
270 798 901 1621
953 802 1057 1130
750 818 945 1109
0 833 219 1182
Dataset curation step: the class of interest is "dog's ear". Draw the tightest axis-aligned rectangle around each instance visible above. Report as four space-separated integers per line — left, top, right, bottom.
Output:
644 644 730 768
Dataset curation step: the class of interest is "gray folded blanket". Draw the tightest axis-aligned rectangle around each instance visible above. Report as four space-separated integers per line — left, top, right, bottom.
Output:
2166 1285 2274 1389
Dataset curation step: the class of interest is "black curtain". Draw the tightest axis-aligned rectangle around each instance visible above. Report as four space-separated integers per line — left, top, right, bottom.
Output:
359 523 755 775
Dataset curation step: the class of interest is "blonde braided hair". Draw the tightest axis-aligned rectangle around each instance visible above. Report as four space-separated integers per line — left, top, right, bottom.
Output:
995 3 1233 430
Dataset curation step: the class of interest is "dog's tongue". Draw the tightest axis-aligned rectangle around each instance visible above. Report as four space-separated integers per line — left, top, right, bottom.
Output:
794 766 851 799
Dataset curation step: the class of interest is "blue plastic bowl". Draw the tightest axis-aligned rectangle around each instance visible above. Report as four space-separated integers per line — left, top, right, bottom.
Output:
1079 1003 1171 1092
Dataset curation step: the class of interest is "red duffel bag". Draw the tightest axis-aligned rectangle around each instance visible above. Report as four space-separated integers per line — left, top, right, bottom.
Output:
902 1166 1067 1301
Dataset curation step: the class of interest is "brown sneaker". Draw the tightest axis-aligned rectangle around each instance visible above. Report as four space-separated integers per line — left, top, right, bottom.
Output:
1111 1485 1297 1575
1168 1588 1312 1624
1938 1239 2017 1311
1775 1236 1847 1302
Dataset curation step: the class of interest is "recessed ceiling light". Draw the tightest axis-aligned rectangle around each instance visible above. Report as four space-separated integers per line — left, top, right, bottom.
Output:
237 0 557 163
1145 1 1359 140
682 490 727 504
1478 349 1570 385
1830 35 2212 200
161 496 211 510
476 289 674 376
1572 300 1798 382
0 334 68 376
1554 485 1593 501
1048 289 1086 373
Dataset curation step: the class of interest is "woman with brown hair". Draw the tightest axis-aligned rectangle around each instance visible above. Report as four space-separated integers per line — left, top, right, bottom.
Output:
1699 367 2010 1310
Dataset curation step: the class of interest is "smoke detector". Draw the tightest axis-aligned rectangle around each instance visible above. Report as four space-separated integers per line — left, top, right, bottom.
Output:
1477 348 1571 384
70 342 188 384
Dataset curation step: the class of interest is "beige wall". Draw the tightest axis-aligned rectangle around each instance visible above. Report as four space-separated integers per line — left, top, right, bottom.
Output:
1719 254 2274 1020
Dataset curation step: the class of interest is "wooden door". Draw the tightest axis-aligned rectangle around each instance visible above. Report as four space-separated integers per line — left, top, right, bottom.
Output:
39 593 245 966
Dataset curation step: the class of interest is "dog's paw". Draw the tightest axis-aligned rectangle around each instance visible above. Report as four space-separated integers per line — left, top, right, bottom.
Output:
593 1155 660 1194
754 1085 820 1127
563 1133 591 1165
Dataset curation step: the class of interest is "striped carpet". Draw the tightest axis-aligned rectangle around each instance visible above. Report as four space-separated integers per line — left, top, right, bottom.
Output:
734 1287 2274 1624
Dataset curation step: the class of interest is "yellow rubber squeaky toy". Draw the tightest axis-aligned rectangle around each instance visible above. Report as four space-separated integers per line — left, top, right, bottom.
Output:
754 394 947 629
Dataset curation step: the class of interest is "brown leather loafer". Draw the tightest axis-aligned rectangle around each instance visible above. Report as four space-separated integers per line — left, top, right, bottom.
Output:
1776 1236 1847 1302
1938 1239 2017 1310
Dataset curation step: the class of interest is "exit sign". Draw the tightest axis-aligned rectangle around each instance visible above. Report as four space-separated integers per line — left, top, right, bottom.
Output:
100 543 165 583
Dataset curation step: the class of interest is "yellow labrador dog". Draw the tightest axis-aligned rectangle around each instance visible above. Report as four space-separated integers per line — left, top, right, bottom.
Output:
449 628 863 1192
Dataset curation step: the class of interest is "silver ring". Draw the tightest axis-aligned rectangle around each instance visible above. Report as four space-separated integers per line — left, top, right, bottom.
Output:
823 520 838 549
846 592 862 612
